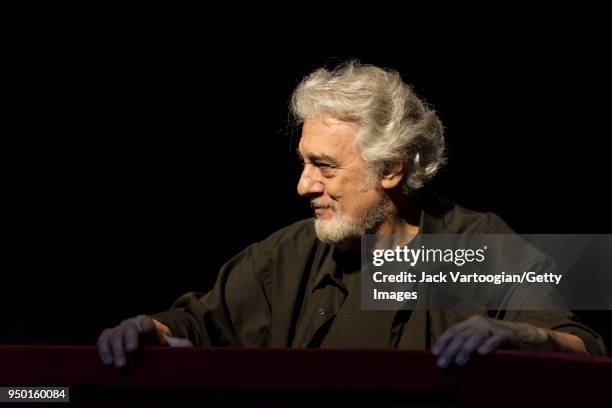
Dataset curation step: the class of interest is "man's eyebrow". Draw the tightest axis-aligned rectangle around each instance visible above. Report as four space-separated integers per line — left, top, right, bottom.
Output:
301 152 339 165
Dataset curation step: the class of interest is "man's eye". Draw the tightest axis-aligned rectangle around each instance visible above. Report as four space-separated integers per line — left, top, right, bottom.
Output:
319 165 335 177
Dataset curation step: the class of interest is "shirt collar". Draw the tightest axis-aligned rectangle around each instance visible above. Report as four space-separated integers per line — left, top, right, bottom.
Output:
310 202 454 292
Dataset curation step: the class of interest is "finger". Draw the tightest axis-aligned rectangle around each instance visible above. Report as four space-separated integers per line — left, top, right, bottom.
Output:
432 325 461 356
437 332 469 368
455 333 488 366
97 329 113 365
477 332 507 355
110 330 127 368
136 316 162 345
134 315 155 333
123 324 140 353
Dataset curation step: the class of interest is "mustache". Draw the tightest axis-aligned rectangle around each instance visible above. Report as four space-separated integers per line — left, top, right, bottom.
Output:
311 200 337 209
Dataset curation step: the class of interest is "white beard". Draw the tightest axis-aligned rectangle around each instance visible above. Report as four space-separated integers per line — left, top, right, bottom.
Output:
314 196 394 246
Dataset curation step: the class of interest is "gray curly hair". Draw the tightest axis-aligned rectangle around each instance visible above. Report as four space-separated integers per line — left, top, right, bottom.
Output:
290 60 446 193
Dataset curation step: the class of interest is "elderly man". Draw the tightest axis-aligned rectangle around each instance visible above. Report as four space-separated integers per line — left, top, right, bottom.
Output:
98 61 604 368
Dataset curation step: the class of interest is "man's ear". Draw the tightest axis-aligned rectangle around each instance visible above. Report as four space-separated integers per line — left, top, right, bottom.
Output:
380 161 405 190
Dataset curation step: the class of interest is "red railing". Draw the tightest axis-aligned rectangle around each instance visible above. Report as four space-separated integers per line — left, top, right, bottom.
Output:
1 346 610 406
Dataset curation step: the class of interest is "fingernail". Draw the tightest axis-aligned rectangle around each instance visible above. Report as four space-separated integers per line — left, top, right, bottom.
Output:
431 346 440 356
102 356 111 365
115 358 124 367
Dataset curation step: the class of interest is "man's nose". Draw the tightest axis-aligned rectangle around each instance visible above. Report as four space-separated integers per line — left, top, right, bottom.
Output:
297 168 324 197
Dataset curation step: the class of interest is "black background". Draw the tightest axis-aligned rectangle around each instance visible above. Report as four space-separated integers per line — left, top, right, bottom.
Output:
3 16 610 353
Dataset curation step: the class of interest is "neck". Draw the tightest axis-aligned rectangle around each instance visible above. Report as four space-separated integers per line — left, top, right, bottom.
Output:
376 194 421 235
376 213 420 235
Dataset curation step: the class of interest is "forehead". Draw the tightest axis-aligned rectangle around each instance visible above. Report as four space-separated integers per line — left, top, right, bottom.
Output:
298 116 359 158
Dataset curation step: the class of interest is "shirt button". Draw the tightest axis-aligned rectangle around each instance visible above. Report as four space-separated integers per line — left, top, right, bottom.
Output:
318 308 326 317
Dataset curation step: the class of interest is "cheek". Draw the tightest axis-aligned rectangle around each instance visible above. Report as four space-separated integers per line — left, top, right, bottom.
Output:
322 179 341 199
339 186 382 214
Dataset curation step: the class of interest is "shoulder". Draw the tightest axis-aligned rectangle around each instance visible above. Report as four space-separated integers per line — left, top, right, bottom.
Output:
443 205 515 234
259 218 316 246
221 219 320 290
420 193 515 234
251 218 320 259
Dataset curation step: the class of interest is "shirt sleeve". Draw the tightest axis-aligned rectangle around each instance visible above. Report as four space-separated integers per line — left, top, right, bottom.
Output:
491 236 607 355
501 309 606 356
150 243 272 347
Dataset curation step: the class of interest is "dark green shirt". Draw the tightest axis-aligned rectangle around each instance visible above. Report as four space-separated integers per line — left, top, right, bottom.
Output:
152 203 605 355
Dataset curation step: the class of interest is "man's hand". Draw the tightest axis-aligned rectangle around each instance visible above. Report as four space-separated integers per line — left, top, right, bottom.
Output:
97 315 193 367
431 315 587 368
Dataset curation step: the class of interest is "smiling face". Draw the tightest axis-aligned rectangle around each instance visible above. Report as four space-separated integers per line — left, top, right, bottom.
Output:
297 116 395 245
